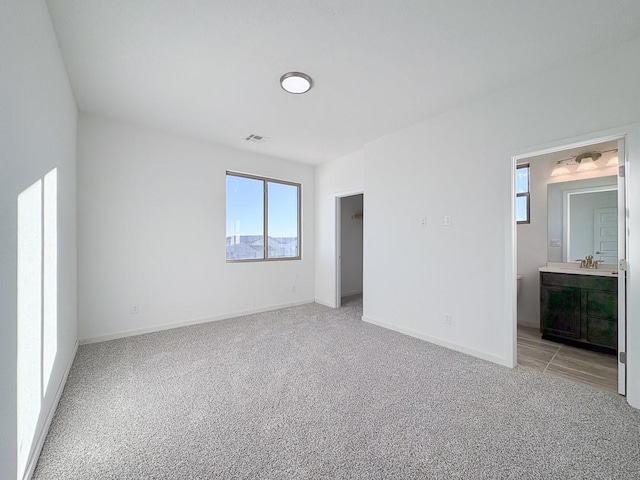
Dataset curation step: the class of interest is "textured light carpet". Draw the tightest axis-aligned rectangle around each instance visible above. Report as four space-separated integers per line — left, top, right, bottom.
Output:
34 296 640 479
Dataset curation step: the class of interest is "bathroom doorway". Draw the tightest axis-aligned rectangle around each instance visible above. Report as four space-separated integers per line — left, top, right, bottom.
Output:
513 135 627 395
336 193 363 308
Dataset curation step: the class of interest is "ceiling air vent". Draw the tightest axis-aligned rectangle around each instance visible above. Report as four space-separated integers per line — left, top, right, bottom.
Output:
244 134 267 143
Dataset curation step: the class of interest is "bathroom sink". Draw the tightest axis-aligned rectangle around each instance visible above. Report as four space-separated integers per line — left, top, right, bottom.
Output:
539 262 618 277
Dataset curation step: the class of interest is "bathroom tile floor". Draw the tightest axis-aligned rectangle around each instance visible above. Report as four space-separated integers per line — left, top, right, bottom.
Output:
517 326 618 393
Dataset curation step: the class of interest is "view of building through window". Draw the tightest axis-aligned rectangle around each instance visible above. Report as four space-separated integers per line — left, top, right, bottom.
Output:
226 173 300 261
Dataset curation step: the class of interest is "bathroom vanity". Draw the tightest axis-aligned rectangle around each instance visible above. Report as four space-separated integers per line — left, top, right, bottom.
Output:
539 263 618 354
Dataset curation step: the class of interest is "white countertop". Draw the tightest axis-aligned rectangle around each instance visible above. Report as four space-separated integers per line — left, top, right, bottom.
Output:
539 262 618 277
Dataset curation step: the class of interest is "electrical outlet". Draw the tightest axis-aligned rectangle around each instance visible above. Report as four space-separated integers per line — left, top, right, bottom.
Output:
420 217 427 227
444 313 452 325
444 215 452 226
131 305 139 314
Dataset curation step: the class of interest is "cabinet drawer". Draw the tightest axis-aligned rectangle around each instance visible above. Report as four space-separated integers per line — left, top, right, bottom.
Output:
586 317 617 348
540 272 617 292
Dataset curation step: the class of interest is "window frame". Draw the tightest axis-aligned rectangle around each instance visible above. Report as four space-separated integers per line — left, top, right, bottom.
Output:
516 163 530 225
226 171 302 262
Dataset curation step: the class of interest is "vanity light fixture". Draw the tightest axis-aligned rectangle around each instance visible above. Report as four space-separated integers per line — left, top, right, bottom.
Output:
550 148 618 177
575 152 600 172
280 72 312 94
550 161 571 177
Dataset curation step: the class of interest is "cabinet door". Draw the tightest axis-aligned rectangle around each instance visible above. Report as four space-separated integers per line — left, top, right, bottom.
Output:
586 290 618 348
585 317 617 348
541 285 581 339
586 290 617 320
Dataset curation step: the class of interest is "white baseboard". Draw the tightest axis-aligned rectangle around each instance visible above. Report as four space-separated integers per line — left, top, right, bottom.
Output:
23 341 78 480
314 298 335 308
362 315 511 368
80 299 316 345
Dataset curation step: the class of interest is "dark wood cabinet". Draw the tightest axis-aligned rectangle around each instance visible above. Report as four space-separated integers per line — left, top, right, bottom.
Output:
540 271 617 354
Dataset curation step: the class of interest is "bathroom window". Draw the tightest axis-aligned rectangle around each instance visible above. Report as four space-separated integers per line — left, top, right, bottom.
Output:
226 172 301 261
516 164 530 224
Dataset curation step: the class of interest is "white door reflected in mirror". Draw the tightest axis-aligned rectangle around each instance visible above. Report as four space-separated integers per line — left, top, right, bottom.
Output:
547 176 617 265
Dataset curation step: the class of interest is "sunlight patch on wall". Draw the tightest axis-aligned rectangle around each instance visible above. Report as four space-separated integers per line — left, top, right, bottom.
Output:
16 167 58 480
17 179 43 477
43 168 58 393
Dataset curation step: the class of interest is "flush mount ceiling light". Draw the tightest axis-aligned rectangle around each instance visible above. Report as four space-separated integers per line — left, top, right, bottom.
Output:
280 72 312 94
550 148 618 177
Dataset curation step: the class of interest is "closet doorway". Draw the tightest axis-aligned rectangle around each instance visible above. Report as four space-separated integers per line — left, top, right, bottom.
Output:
336 193 363 307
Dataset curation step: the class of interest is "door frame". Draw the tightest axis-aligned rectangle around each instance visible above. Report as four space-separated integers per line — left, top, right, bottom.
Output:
616 137 627 394
335 190 364 308
510 129 629 395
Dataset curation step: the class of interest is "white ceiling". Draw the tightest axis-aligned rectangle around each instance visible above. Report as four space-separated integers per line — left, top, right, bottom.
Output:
46 1 640 165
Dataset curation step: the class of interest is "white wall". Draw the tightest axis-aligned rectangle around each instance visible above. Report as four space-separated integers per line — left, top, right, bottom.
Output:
0 1 78 478
340 194 364 296
517 161 617 328
77 114 315 342
334 37 640 407
516 160 550 327
315 150 364 306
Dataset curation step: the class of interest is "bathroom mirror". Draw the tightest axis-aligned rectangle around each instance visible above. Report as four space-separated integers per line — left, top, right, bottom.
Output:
547 176 617 264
